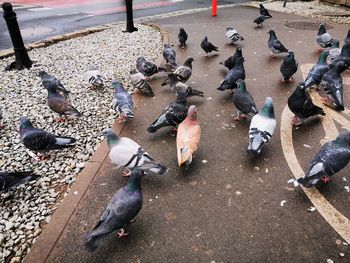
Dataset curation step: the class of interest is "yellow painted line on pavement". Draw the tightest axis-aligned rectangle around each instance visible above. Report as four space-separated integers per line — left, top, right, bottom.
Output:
280 63 350 244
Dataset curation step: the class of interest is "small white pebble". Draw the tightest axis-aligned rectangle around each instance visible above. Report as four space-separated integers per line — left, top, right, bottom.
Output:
149 199 153 202
345 186 350 192
308 207 316 212
340 253 345 257
326 259 334 263
265 168 268 174
235 191 241 196
225 184 232 189
280 200 287 207
155 196 158 199
202 160 207 164
206 97 212 101
303 144 311 148
343 177 347 181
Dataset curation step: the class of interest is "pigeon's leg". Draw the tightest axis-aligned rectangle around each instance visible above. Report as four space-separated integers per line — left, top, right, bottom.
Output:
316 47 325 53
117 228 129 238
234 110 245 121
122 169 131 177
321 176 331 183
55 116 66 122
171 127 178 133
270 51 276 58
117 115 127 123
37 152 50 161
288 77 294 83
26 150 40 161
291 116 303 126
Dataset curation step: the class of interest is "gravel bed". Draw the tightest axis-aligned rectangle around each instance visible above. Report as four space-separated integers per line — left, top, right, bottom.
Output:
0 23 162 262
248 0 350 24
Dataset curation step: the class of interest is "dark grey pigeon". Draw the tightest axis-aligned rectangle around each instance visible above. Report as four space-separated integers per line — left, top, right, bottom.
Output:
253 15 267 27
178 27 188 48
39 71 70 96
0 171 40 193
319 61 348 111
161 57 194 86
85 168 145 252
147 93 188 133
130 69 154 97
287 82 325 126
330 43 350 68
20 116 76 160
289 129 350 188
304 50 329 88
268 30 288 57
136 56 166 77
112 81 135 122
345 29 350 45
200 36 218 56
259 4 272 18
280 51 298 82
219 47 243 70
168 73 204 97
316 24 333 50
233 80 258 121
163 43 177 67
218 57 246 91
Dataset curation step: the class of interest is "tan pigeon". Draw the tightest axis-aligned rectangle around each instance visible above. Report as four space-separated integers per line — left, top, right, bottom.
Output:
176 105 201 168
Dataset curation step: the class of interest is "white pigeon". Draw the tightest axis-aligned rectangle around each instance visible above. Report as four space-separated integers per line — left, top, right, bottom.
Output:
85 64 104 88
225 27 244 43
248 97 276 155
102 128 168 176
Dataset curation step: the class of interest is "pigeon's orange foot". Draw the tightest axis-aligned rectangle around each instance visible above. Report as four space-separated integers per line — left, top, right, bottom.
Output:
321 97 332 107
316 47 325 53
122 169 131 177
291 116 303 126
117 115 127 123
117 228 129 238
321 176 331 183
55 117 66 123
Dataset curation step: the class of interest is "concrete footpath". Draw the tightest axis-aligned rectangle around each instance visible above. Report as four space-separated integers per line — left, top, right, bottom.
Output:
25 5 350 263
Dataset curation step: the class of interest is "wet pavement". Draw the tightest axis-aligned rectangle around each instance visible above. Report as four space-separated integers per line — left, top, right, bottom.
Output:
33 5 350 263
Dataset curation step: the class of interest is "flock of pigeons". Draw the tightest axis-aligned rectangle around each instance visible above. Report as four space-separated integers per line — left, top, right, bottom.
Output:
1 3 350 253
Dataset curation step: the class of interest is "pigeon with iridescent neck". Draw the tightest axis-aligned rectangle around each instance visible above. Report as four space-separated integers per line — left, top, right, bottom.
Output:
280 51 298 83
233 80 258 121
304 50 329 89
112 81 135 122
248 97 276 155
85 168 145 252
316 24 333 52
289 129 350 188
327 39 341 62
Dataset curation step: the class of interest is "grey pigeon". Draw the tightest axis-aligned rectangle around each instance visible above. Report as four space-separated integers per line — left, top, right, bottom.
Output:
233 80 258 121
288 82 325 126
327 39 341 61
218 57 246 91
219 47 243 70
259 4 272 18
289 129 350 188
345 29 350 45
316 24 333 51
163 43 177 67
86 65 104 88
112 81 135 122
85 168 145 252
20 116 76 160
102 128 167 176
268 30 288 57
225 27 244 43
319 61 348 111
161 57 194 86
46 85 82 122
248 97 276 155
129 69 154 97
178 27 188 48
168 73 204 97
304 50 329 89
253 15 267 27
39 71 70 96
280 51 298 82
200 36 219 56
0 171 40 193
147 92 188 133
136 56 166 77
330 43 350 68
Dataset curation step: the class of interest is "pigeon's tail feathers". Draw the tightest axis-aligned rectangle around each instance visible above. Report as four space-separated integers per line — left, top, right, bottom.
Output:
296 177 317 188
178 146 192 167
55 136 76 146
90 76 104 88
251 106 258 115
66 106 82 117
161 78 170 86
147 125 158 133
187 87 204 97
149 163 168 175
85 231 109 252
158 67 167 72
219 61 224 65
7 171 40 186
212 46 219 52
218 80 230 91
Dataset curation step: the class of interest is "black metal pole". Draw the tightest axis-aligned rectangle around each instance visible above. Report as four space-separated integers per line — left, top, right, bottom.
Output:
2 2 32 70
123 0 138 33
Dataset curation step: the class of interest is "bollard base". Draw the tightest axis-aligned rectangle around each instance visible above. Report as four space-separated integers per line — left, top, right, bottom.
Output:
123 24 138 33
4 61 17 71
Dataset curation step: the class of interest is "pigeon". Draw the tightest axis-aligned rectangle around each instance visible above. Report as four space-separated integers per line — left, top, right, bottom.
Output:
280 51 298 82
248 97 276 155
20 116 76 160
219 47 243 70
129 69 154 97
147 92 188 133
316 24 333 52
253 14 267 27
85 168 145 252
0 171 40 193
330 43 350 68
39 71 70 96
218 57 246 92
289 129 350 188
268 30 288 57
46 85 82 122
225 27 244 43
200 36 219 56
327 39 341 61
85 65 104 88
304 50 330 89
259 4 272 18
319 61 348 111
112 81 135 122
232 80 258 121
161 57 194 86
167 73 204 97
178 27 188 48
176 105 201 169
136 56 166 78
102 128 167 176
345 29 350 45
163 43 177 67
288 82 325 126
0 107 4 129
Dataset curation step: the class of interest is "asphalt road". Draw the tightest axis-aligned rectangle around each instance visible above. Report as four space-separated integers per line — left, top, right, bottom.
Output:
43 6 350 263
0 0 247 50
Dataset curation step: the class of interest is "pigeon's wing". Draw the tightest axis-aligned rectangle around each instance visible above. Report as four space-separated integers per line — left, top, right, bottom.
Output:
113 92 134 117
248 114 276 152
22 129 57 151
174 66 191 82
109 138 144 168
273 39 286 52
0 171 39 193
176 123 201 165
317 33 332 47
48 95 81 116
165 103 188 126
234 91 256 114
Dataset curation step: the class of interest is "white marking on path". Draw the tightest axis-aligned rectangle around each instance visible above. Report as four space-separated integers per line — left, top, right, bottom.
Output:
28 7 54 11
